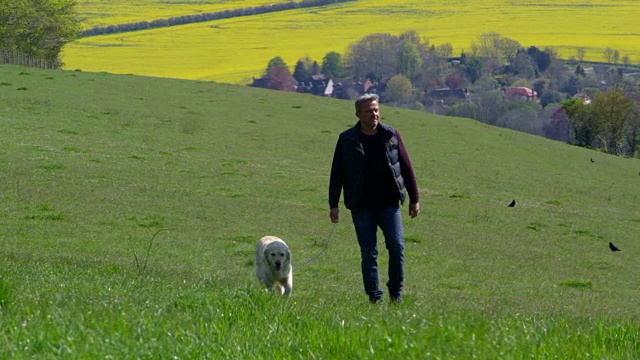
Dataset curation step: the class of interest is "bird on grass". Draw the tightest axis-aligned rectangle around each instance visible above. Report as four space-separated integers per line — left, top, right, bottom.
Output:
508 200 516 207
590 158 595 163
609 242 621 252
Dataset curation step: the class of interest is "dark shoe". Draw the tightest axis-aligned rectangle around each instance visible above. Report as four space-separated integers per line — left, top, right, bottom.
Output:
390 296 403 304
369 297 383 304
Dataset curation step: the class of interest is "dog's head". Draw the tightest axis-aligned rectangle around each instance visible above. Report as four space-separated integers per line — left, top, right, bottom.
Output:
264 241 290 272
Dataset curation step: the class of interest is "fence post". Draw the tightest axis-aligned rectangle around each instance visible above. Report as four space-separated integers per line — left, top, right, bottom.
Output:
0 48 58 70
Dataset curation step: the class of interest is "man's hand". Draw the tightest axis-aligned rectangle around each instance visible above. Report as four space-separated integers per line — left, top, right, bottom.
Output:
409 202 420 218
330 208 340 223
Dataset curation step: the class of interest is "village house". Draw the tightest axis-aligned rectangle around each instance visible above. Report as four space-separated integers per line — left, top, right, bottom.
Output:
427 88 469 104
503 87 537 101
297 74 334 96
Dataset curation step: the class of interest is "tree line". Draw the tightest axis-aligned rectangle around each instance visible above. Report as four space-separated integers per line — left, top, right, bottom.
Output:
0 0 80 66
256 31 640 157
78 0 353 38
561 89 639 156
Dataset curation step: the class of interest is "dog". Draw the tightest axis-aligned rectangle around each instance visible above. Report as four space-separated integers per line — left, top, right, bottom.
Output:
255 236 293 296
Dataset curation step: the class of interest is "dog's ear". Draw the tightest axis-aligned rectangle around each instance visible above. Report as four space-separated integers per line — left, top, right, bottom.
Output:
286 249 291 261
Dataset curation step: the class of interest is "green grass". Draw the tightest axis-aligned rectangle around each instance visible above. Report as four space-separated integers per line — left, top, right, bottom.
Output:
1 64 639 357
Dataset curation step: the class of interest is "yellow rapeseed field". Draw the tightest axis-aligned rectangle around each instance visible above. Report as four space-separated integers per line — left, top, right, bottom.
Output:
64 0 640 84
76 0 291 28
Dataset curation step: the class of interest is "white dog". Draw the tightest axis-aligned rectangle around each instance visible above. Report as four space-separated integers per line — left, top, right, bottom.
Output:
255 236 293 296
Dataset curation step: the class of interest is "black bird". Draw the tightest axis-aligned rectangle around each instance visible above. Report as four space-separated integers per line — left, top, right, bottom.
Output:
508 200 516 207
590 158 595 163
609 242 621 252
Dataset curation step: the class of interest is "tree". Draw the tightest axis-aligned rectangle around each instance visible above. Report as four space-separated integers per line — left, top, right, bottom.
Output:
511 51 536 78
560 74 582 96
0 0 81 65
526 46 551 72
385 74 413 102
539 90 563 108
603 47 615 63
399 30 431 59
576 47 586 62
435 43 453 59
396 40 422 78
471 32 501 59
623 106 640 156
543 106 569 141
496 101 541 135
461 55 483 83
264 56 288 76
321 51 344 77
292 59 311 83
497 37 521 63
263 56 296 91
561 97 597 147
560 91 635 154
345 33 400 81
532 79 546 99
447 102 480 119
591 89 634 154
444 74 465 89
398 30 422 45
266 66 297 92
469 32 518 74
310 61 321 76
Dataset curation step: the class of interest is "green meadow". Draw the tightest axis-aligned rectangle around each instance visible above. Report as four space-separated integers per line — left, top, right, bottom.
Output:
1 64 639 357
64 0 640 84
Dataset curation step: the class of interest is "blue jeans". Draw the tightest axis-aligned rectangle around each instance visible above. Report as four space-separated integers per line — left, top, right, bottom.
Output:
350 204 404 300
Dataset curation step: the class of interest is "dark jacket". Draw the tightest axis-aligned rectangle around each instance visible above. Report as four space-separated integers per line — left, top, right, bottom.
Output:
329 122 419 210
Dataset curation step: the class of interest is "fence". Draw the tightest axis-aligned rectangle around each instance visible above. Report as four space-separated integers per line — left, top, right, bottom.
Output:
0 49 59 69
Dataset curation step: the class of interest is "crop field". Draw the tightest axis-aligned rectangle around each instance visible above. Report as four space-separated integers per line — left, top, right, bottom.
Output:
63 0 640 84
1 64 639 357
76 0 291 29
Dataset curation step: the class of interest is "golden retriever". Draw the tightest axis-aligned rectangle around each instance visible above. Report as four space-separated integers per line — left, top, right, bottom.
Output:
255 236 292 296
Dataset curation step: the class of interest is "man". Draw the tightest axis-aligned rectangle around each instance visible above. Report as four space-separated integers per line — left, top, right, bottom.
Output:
329 93 420 304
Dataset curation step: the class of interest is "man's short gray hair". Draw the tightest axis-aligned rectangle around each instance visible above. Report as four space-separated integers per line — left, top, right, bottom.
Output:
355 93 379 112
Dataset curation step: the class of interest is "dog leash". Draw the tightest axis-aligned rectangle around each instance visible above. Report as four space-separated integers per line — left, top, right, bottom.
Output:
295 222 337 267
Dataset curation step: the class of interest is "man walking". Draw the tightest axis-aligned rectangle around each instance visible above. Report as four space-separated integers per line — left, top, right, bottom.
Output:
329 93 420 304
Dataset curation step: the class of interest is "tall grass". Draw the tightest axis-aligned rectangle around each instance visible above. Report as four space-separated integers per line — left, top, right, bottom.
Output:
0 65 639 357
64 0 640 83
1 257 638 358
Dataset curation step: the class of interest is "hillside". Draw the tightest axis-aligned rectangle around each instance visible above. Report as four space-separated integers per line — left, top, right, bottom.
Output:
2 63 639 313
1 64 639 356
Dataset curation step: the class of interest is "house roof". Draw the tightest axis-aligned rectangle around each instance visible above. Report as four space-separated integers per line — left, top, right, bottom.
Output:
504 87 537 97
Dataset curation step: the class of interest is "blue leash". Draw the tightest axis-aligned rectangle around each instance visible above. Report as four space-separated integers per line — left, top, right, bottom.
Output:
296 222 337 267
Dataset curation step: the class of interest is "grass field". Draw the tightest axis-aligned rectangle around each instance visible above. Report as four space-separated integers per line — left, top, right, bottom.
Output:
1 64 639 357
63 0 640 84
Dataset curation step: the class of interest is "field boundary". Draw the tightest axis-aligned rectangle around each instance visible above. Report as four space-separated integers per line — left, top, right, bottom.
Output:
0 49 60 69
79 0 354 38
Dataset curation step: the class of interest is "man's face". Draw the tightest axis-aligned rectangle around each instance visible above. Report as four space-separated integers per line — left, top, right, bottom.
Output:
356 100 380 132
